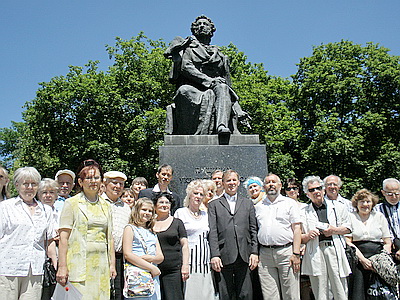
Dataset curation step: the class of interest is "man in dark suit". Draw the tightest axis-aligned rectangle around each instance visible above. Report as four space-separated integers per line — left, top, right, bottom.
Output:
208 169 259 300
138 164 182 212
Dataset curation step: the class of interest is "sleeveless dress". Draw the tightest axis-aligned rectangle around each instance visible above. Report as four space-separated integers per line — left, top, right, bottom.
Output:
126 225 160 300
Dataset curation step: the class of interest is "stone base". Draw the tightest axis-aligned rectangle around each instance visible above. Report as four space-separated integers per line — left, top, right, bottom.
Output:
159 135 268 199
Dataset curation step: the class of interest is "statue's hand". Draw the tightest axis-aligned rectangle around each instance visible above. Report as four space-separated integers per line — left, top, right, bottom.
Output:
211 77 226 88
238 111 252 129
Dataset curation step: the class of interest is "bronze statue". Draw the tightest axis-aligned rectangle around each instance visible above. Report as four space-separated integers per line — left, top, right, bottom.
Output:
164 15 250 135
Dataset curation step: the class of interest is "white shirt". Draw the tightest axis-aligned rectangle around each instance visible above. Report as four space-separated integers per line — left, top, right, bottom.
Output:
224 193 237 214
0 197 55 276
347 210 391 242
102 194 131 253
255 194 301 246
325 194 354 212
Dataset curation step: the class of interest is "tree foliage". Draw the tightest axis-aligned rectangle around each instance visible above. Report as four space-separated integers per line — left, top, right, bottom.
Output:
291 40 400 194
1 36 399 198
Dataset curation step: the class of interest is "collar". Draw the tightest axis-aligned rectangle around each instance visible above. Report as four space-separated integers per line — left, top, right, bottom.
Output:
312 199 327 210
102 193 125 206
224 192 237 202
152 184 171 194
383 200 399 209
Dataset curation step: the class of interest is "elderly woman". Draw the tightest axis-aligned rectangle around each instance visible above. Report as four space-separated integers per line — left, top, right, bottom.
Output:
56 159 116 299
152 192 189 300
0 167 55 299
37 178 60 300
174 180 214 300
244 176 265 205
0 166 10 201
345 189 392 299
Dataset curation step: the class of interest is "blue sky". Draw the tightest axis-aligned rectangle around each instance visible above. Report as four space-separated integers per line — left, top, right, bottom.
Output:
1 0 399 129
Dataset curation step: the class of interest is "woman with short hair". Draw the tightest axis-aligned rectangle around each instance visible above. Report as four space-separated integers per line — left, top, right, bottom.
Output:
174 180 214 300
0 167 55 299
346 188 392 299
244 176 265 205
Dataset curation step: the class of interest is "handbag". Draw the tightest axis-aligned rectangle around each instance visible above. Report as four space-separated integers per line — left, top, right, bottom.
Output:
369 250 400 287
42 204 57 288
123 225 155 298
366 273 399 300
345 244 358 272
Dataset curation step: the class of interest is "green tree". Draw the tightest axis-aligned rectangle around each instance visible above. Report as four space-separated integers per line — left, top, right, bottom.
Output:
291 40 400 194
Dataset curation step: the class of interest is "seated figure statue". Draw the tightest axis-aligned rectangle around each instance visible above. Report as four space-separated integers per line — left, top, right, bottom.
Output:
164 15 250 135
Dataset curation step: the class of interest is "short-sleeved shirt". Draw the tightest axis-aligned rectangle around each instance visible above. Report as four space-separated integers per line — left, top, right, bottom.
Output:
0 197 55 276
255 194 301 246
156 218 187 270
347 210 391 242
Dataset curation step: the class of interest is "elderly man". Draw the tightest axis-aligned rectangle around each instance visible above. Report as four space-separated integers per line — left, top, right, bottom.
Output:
255 174 302 300
376 178 400 262
301 176 351 300
208 169 258 300
102 171 131 300
139 164 182 212
323 175 353 212
53 169 75 213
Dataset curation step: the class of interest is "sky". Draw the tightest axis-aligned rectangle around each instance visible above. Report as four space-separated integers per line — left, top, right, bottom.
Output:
1 0 399 130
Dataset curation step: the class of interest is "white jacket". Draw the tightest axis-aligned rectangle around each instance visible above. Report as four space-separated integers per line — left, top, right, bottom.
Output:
301 199 352 277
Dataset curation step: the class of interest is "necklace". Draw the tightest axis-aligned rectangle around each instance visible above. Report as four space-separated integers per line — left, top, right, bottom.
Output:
84 193 98 203
188 207 201 218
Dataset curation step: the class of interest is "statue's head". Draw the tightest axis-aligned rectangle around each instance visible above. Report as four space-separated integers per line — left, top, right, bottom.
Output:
191 15 216 39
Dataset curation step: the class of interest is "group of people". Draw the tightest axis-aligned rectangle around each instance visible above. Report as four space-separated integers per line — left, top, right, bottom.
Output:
0 162 400 300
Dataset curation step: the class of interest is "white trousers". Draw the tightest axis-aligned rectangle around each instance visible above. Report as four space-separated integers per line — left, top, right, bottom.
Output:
309 242 348 300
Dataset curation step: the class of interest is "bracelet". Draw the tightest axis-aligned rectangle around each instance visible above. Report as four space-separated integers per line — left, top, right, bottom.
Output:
293 252 301 256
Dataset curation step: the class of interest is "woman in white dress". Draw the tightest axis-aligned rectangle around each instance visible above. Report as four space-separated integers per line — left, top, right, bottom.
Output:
174 179 214 300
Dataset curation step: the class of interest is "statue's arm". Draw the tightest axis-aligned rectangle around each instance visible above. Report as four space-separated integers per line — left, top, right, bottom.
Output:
180 49 214 89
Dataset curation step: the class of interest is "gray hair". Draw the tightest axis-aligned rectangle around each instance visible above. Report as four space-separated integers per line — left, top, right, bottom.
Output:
382 178 400 190
184 179 206 207
323 175 343 188
302 176 324 194
38 178 60 194
13 167 41 187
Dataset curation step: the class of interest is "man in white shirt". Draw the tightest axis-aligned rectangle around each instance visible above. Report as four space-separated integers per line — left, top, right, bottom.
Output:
102 171 131 300
255 173 302 300
323 175 353 212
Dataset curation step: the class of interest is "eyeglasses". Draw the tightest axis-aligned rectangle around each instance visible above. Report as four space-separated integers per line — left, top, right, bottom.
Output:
383 191 400 197
285 187 299 191
308 186 323 193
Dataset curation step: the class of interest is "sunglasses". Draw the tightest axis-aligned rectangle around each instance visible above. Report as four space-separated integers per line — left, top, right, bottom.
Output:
308 186 323 193
285 187 299 191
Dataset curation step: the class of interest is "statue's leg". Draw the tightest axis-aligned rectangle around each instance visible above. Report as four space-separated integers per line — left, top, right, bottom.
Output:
213 83 231 134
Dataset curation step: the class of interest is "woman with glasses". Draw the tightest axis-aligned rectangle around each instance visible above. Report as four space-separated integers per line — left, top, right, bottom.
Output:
56 159 116 299
152 192 189 300
244 176 265 205
283 178 302 202
0 167 56 299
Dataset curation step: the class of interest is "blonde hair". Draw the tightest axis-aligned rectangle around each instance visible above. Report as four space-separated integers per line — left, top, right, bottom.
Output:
129 197 156 230
184 179 206 207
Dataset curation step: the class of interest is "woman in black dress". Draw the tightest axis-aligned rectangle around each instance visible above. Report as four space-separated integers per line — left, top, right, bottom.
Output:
152 192 189 300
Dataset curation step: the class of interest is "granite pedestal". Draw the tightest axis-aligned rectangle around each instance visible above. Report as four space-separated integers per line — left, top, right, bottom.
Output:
159 135 268 200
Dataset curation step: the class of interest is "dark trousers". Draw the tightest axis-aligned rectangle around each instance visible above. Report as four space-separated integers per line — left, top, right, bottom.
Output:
113 252 124 300
41 284 56 300
159 268 184 300
216 256 253 300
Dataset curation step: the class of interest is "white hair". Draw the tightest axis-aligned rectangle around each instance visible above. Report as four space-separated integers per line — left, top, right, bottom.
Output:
382 178 400 190
302 176 324 194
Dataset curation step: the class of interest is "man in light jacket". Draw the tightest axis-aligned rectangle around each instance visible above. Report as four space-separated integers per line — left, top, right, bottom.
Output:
301 176 351 300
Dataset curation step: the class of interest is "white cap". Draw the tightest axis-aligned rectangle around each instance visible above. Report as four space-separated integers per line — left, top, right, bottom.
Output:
55 169 76 181
104 171 127 181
